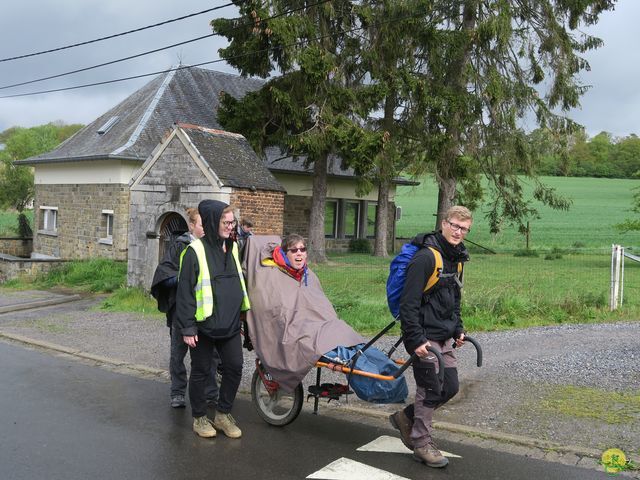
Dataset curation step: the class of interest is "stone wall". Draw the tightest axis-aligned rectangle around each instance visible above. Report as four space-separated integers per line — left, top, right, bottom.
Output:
230 189 285 236
128 135 233 289
0 237 33 258
0 254 66 283
33 184 129 260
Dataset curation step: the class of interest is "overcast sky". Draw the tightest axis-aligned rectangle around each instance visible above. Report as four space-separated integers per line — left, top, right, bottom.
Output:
0 1 637 138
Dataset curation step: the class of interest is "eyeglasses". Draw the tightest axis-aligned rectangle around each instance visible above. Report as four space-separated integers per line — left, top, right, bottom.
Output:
288 247 307 253
221 220 237 228
446 220 470 235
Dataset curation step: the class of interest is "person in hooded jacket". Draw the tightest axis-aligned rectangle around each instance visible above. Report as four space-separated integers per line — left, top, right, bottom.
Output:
389 205 472 469
175 200 250 439
150 208 220 409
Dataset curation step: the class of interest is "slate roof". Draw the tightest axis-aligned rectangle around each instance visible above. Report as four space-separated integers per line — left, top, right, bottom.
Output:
18 67 264 164
16 65 418 186
178 124 284 192
264 147 418 186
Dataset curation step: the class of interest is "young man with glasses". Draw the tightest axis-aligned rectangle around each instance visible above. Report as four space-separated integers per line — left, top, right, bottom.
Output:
176 200 250 439
390 205 472 468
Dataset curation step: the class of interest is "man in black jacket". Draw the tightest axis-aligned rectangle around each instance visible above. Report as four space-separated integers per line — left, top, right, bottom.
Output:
150 208 219 409
175 200 250 439
390 205 472 468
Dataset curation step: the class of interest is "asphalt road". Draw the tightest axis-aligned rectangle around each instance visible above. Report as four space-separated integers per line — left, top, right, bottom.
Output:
1 341 612 480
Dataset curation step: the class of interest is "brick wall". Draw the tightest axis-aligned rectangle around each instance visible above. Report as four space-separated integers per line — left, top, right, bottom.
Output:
33 184 129 260
230 189 285 236
0 237 33 258
283 195 311 237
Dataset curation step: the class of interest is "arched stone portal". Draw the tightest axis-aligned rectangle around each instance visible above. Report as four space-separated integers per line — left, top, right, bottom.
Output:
158 212 188 261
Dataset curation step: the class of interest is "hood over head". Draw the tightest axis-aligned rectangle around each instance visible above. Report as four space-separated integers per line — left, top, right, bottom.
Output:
198 199 229 247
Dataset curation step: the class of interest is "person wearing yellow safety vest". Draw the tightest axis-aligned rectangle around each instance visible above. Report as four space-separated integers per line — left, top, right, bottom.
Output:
176 200 250 439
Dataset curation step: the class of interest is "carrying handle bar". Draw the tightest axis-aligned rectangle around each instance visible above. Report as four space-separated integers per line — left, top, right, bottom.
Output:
452 335 483 367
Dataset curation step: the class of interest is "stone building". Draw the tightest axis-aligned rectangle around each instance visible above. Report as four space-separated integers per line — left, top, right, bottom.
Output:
17 66 415 288
128 123 284 288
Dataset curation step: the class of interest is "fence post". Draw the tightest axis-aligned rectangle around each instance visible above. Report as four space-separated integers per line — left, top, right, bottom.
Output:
610 244 623 311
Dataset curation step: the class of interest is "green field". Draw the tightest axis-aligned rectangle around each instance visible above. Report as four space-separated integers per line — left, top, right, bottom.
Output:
396 176 640 252
0 210 32 236
2 176 639 333
314 251 640 334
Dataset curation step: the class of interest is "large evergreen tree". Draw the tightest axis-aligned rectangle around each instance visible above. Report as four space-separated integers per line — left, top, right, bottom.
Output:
212 1 359 262
405 0 615 230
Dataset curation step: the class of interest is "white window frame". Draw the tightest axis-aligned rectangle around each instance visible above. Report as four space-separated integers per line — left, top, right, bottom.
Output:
99 209 114 245
39 206 58 235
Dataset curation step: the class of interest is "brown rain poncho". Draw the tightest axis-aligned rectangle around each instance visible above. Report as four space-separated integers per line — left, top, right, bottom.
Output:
243 235 365 392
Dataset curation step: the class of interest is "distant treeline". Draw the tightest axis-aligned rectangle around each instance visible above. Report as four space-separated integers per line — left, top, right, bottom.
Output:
532 129 640 179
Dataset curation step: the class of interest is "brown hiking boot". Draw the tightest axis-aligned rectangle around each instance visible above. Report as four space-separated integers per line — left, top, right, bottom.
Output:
389 410 414 450
413 442 449 468
192 416 216 438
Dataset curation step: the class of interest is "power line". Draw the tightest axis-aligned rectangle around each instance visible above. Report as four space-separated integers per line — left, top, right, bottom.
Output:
0 0 415 100
0 34 215 90
0 0 333 94
0 3 234 63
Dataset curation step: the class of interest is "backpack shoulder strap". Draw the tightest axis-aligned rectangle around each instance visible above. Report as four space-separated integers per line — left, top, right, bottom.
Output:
423 246 443 292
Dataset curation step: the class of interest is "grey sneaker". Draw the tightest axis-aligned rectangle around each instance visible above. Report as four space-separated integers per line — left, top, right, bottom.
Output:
170 394 186 408
389 410 414 450
213 412 242 439
413 442 449 468
193 416 216 438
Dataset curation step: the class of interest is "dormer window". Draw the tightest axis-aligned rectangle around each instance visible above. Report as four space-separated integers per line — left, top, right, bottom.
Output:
97 116 119 135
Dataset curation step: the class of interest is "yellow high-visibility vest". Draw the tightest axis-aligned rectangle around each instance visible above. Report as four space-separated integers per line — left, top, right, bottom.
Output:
181 239 250 321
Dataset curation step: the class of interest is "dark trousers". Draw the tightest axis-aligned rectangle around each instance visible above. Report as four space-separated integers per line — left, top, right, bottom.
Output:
169 325 219 402
188 332 243 418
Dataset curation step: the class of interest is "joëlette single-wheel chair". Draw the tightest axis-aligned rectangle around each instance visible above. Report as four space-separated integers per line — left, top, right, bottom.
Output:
249 319 483 426
241 234 482 427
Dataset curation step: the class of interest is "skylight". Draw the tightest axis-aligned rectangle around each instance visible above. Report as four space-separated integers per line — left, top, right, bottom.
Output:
97 116 119 135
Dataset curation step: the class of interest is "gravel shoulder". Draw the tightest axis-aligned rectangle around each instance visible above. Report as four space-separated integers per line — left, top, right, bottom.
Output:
0 290 638 472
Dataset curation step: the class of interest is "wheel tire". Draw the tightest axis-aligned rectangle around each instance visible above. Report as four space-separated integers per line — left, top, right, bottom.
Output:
251 367 303 426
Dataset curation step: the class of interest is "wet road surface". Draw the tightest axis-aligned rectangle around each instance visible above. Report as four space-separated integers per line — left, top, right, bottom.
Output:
1 340 611 480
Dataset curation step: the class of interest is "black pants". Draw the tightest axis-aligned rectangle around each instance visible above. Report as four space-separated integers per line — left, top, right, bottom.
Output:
169 324 219 401
188 332 243 418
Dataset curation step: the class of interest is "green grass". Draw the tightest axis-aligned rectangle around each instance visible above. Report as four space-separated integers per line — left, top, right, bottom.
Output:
3 252 638 335
539 385 640 425
21 259 127 293
3 175 640 333
312 251 640 335
0 210 32 236
395 175 640 251
99 286 162 316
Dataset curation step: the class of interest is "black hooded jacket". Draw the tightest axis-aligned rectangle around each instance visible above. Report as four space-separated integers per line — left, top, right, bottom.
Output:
150 232 191 327
175 200 244 339
400 231 470 353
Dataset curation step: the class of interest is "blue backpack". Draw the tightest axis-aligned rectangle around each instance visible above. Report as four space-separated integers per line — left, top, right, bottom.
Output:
386 242 461 318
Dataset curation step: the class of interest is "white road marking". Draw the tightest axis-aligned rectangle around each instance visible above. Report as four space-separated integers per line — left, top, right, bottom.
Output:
357 435 462 458
306 457 411 480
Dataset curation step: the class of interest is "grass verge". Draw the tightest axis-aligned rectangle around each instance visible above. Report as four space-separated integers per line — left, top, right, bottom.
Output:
3 254 638 335
98 286 162 316
539 385 640 425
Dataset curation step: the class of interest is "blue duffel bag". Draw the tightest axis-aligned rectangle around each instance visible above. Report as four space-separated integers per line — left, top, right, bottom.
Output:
322 344 408 404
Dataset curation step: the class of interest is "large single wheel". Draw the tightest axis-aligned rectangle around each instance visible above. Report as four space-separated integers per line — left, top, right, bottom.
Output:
251 367 303 426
